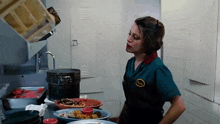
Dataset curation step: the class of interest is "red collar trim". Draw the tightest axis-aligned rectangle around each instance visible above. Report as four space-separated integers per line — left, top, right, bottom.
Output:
143 52 158 65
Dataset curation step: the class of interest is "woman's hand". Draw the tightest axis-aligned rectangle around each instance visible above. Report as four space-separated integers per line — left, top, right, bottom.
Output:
159 96 186 124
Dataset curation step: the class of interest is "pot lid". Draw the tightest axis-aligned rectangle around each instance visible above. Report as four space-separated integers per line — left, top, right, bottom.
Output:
47 68 80 75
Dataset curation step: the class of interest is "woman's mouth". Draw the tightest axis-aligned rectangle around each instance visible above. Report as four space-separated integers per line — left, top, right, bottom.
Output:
126 44 131 48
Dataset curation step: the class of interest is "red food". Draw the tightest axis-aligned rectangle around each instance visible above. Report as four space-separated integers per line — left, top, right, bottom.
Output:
12 88 42 98
12 89 24 95
27 91 35 94
37 88 44 93
13 91 22 95
25 91 38 98
26 91 35 95
17 89 23 92
23 90 30 93
16 89 24 92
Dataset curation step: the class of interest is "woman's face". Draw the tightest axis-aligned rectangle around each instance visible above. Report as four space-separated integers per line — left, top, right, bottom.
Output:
126 23 145 54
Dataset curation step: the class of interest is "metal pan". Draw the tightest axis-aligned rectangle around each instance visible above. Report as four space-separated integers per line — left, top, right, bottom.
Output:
2 86 47 110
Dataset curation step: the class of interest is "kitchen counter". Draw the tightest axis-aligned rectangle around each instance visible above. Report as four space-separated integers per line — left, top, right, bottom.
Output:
2 96 115 124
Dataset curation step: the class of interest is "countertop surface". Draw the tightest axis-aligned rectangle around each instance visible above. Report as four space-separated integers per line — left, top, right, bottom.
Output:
2 99 115 124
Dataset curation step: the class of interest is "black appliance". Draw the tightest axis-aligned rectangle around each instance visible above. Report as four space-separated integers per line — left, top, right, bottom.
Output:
46 69 80 101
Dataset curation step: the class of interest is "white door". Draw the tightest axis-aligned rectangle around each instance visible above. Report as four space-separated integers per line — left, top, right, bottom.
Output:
70 2 98 79
70 0 112 93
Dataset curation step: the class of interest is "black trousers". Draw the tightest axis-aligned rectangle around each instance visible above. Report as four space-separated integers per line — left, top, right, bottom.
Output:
118 104 163 124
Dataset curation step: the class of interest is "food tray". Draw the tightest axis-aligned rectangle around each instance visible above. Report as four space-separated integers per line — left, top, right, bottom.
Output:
2 86 47 110
55 98 103 109
0 0 56 43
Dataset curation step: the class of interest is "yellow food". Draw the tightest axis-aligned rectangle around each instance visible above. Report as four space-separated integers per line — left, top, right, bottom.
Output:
76 113 90 119
73 110 81 116
91 114 99 119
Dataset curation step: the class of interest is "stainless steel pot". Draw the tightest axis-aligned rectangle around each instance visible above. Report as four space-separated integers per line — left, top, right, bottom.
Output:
46 68 80 101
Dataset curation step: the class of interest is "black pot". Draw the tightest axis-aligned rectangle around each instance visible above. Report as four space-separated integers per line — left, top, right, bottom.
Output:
46 68 80 101
2 110 40 124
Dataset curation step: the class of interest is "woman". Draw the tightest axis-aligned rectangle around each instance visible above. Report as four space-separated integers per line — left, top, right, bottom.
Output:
118 16 186 124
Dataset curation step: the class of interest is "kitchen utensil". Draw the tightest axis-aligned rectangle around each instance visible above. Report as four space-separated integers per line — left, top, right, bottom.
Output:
53 108 111 122
55 98 103 109
46 68 80 101
2 86 47 110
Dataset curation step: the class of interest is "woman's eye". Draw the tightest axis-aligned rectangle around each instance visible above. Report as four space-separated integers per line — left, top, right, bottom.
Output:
128 32 140 40
134 37 140 40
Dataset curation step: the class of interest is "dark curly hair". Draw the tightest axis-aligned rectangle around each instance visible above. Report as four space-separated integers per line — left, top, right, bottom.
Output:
135 16 165 55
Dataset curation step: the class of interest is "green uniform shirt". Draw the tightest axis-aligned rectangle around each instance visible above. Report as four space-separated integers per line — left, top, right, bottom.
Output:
123 56 181 110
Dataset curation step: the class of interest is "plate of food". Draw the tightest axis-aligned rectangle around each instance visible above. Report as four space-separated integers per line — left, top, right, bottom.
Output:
53 108 111 122
55 98 103 109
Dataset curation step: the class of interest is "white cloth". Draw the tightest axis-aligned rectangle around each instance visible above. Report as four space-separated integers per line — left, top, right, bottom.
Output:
25 104 48 117
44 98 55 104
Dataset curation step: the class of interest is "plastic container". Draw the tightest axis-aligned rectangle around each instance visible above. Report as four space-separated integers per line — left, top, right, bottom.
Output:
43 118 58 124
0 0 56 43
81 107 94 116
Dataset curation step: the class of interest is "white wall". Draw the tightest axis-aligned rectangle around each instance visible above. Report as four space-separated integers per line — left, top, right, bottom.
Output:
46 0 161 117
162 0 220 123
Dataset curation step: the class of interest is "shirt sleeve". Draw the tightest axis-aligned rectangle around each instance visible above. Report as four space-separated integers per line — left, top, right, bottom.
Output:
155 66 181 102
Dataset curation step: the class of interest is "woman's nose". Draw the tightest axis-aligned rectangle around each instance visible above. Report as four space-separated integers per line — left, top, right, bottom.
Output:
127 35 132 43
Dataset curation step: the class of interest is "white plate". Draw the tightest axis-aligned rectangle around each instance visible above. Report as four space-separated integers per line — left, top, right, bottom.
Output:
67 119 116 124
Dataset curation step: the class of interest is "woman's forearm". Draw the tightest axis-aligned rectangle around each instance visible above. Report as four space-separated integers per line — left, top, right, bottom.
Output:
159 96 186 124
